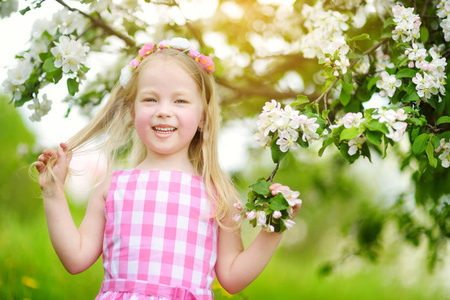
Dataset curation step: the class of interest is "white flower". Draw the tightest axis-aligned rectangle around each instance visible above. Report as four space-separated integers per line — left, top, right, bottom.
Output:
341 112 365 128
119 66 133 88
168 37 191 50
297 115 320 142
376 71 402 97
27 94 52 122
7 59 33 86
276 129 299 153
51 35 89 74
372 108 397 123
438 149 450 168
348 134 367 156
256 211 267 227
272 211 282 219
284 219 296 230
385 122 407 142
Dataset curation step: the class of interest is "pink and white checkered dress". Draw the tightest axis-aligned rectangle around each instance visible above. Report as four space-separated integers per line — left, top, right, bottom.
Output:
95 169 218 300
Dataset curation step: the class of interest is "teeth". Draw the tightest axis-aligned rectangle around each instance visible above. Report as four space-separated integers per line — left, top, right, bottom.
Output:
154 127 176 133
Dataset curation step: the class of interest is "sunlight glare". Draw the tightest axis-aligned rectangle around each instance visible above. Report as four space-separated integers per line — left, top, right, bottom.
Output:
178 0 218 21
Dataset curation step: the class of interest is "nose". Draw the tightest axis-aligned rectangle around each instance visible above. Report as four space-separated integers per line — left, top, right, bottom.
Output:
155 101 173 118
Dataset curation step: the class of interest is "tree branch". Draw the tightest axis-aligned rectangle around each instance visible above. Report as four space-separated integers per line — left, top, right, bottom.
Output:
215 77 298 104
314 38 390 104
55 0 136 47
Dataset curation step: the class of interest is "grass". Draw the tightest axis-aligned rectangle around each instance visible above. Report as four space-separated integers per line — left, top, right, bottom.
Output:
1 209 448 300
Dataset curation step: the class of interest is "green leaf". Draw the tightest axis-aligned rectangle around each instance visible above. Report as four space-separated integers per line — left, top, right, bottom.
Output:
360 142 372 162
420 26 429 44
339 143 359 164
396 68 417 79
340 80 354 106
436 116 450 125
367 76 380 90
412 133 429 155
426 139 437 168
365 120 389 134
297 137 309 149
383 17 395 28
67 78 79 96
290 95 309 107
340 127 359 141
268 193 289 211
251 181 271 196
42 57 57 73
319 137 336 157
270 139 288 164
322 110 330 120
403 91 419 102
349 33 370 41
366 130 383 145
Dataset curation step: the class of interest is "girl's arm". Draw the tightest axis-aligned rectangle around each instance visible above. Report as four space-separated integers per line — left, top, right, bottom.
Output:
36 143 109 274
215 184 301 294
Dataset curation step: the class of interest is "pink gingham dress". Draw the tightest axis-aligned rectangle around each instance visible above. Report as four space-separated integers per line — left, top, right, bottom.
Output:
95 169 218 300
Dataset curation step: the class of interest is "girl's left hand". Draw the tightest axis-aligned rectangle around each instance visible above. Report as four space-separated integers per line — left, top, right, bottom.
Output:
269 183 302 218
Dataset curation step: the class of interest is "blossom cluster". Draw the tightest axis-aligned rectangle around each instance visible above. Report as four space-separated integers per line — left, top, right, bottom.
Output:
27 94 52 122
410 44 447 102
391 4 421 43
254 100 320 153
436 138 450 168
51 35 90 74
234 181 302 233
119 37 215 88
372 108 408 142
2 7 88 122
330 108 408 156
437 0 450 41
300 2 351 76
379 4 448 103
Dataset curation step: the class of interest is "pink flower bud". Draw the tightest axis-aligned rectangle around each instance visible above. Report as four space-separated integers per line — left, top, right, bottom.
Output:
284 219 295 230
130 58 140 69
272 210 282 219
246 211 256 220
408 61 414 68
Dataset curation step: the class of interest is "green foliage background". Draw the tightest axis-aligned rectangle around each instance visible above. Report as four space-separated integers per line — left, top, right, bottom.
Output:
1 95 448 299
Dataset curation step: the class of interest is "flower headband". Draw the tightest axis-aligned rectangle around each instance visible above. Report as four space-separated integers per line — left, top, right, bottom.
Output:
119 37 215 88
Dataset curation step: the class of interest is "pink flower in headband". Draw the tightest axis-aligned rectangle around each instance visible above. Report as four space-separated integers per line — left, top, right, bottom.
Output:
119 37 215 88
138 43 156 57
157 40 170 49
130 58 140 69
188 49 200 59
198 54 215 72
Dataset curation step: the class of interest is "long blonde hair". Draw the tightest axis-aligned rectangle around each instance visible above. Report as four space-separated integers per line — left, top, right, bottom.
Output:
43 49 239 227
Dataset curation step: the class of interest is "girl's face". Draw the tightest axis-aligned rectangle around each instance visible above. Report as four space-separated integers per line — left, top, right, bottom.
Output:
134 57 204 162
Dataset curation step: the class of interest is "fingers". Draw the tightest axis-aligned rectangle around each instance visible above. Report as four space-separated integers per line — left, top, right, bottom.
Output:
269 183 285 196
36 143 71 169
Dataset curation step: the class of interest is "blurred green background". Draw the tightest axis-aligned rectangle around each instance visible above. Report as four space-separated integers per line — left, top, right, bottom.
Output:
1 93 449 299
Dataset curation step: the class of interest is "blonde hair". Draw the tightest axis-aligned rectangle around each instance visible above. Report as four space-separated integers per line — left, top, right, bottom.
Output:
41 49 239 227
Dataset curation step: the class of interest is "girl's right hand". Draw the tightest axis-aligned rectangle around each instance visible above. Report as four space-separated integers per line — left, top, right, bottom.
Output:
35 142 72 192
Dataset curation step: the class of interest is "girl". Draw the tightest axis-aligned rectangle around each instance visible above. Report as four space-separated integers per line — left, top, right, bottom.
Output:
36 37 301 299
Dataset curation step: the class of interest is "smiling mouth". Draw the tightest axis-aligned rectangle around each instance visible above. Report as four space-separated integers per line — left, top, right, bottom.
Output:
153 126 177 133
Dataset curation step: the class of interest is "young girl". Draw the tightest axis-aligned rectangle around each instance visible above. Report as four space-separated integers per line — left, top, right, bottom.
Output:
36 37 301 299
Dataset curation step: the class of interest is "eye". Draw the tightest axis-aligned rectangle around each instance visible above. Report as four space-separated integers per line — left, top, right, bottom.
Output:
143 98 157 102
175 99 188 104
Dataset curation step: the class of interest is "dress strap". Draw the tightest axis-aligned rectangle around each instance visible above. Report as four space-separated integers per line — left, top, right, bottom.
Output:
101 279 197 300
